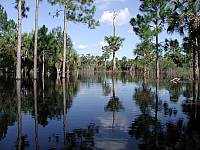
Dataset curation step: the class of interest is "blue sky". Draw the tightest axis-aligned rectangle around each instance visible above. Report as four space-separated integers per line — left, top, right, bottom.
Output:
1 0 181 59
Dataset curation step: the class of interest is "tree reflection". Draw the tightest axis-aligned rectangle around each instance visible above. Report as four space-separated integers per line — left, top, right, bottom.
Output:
133 82 154 114
167 83 182 102
36 77 79 127
104 75 124 129
102 80 111 96
64 123 99 149
63 78 67 148
34 80 39 150
0 77 16 141
130 80 161 149
130 80 200 149
16 80 29 149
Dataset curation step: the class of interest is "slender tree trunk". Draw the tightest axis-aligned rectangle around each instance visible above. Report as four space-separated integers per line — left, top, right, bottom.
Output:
17 80 22 149
16 0 22 80
62 6 67 78
34 80 39 150
112 52 116 73
193 38 199 81
156 34 159 80
34 0 39 80
113 18 116 36
104 59 107 70
42 50 45 78
144 53 147 83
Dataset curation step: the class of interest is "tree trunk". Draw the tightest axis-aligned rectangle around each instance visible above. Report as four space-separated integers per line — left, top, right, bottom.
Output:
42 50 44 78
34 0 39 80
193 38 199 81
62 6 67 78
57 67 60 79
16 0 22 80
112 52 116 73
144 53 147 83
104 59 107 70
156 34 159 80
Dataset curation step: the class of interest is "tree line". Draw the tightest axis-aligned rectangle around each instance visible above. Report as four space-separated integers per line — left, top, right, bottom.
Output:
0 0 199 80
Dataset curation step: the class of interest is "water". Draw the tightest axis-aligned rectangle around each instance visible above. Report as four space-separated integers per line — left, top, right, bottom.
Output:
0 73 200 150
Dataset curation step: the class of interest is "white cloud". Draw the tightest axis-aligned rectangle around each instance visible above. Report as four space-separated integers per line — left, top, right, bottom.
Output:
99 8 131 26
77 44 88 49
100 41 108 47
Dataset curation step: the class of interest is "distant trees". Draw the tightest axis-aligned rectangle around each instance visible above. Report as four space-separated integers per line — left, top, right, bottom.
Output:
48 0 99 78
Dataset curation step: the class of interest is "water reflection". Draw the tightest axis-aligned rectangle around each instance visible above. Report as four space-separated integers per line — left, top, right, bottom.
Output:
104 75 124 129
16 80 29 149
34 80 39 150
0 74 200 149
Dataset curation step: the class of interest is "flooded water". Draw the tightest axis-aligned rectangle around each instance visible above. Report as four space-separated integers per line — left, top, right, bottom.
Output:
0 73 200 150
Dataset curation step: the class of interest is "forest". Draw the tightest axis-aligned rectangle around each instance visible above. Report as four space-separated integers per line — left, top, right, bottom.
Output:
0 0 199 81
1 0 200 149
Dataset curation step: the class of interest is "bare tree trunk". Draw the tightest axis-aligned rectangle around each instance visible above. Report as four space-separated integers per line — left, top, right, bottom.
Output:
112 52 116 73
104 59 107 70
144 54 147 83
34 0 39 80
62 6 67 78
193 38 199 81
16 0 22 80
42 50 45 78
156 34 159 80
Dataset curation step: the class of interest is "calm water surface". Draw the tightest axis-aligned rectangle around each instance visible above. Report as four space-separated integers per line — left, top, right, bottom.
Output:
0 73 200 150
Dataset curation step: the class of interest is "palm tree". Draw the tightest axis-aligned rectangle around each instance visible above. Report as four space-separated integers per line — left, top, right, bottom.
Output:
104 36 124 73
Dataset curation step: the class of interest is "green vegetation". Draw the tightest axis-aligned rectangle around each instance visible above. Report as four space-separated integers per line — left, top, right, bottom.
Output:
0 1 199 80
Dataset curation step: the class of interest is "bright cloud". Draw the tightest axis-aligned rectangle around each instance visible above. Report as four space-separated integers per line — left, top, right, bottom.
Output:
77 44 89 49
100 41 108 47
99 8 131 26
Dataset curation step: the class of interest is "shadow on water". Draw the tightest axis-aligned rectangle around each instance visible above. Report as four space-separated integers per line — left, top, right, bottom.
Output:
1 73 200 149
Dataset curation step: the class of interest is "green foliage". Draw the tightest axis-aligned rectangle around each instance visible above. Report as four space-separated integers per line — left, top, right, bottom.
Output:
164 39 185 67
101 46 111 60
0 5 16 35
15 0 30 18
48 0 99 28
104 36 125 53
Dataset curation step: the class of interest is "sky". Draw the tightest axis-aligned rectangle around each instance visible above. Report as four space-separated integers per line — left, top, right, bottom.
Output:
0 0 181 59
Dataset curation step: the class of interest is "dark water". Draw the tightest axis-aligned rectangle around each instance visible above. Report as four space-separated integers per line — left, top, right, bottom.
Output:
0 73 200 150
